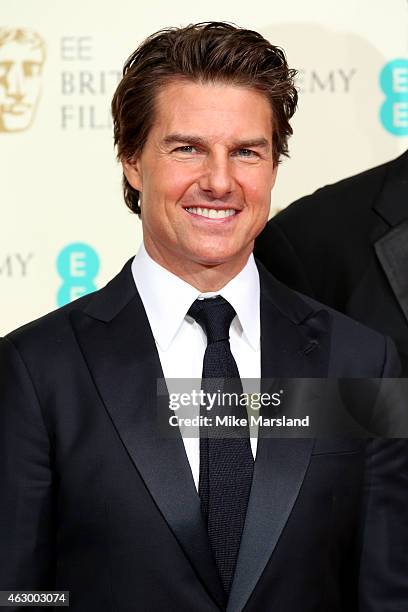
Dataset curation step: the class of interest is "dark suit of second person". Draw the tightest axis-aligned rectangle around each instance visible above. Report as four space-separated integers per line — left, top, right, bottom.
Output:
255 150 408 372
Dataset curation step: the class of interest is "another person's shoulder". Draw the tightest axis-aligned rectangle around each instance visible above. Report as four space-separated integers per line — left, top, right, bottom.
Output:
276 156 393 229
255 156 398 275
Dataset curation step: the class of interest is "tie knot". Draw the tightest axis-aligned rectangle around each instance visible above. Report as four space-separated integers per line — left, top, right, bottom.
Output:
187 296 236 344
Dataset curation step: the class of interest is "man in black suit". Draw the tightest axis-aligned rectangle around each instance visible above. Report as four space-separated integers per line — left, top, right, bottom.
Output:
1 23 407 612
255 150 408 373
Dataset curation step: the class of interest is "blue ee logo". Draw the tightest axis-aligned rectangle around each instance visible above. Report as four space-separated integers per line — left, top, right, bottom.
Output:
380 58 408 136
57 243 100 306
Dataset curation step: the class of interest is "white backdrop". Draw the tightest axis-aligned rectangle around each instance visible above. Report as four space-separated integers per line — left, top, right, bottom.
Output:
1 0 407 334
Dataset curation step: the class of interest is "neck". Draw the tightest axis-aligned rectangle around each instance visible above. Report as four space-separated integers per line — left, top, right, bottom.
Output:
143 241 253 292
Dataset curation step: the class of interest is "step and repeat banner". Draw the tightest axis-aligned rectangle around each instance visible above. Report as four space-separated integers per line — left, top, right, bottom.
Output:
1 0 407 333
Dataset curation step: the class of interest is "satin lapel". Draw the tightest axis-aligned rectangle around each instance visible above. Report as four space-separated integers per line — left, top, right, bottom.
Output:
70 262 225 608
372 150 408 228
375 220 408 325
373 151 408 323
227 262 330 612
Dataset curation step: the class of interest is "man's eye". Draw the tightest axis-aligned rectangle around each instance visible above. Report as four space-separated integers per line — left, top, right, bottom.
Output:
175 146 197 153
236 149 258 157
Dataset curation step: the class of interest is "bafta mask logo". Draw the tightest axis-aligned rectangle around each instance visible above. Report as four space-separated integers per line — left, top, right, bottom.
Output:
0 28 46 132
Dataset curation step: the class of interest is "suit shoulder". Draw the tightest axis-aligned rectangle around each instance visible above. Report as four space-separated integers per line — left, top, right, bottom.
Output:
260 261 389 358
275 158 390 228
298 290 382 341
258 262 396 375
4 258 135 352
296 290 395 374
4 291 96 354
3 257 135 364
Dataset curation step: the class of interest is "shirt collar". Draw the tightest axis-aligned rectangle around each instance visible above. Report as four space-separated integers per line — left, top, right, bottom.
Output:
131 243 260 351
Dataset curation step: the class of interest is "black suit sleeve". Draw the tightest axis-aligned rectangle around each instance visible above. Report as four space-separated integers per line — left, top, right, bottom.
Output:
0 337 56 591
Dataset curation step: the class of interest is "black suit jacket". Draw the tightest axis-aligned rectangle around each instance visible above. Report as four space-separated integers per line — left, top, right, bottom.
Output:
255 150 408 374
0 259 407 611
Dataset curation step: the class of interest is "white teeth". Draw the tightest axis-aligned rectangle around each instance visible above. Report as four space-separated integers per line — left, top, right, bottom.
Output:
186 207 236 219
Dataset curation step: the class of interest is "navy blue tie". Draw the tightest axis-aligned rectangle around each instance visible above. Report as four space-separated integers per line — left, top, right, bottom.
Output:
187 296 254 595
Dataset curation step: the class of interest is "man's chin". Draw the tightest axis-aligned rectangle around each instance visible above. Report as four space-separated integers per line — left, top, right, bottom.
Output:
189 248 250 269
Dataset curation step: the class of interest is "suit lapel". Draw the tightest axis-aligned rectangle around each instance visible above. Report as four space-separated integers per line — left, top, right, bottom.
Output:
373 150 408 324
70 260 225 609
227 262 331 612
375 221 408 324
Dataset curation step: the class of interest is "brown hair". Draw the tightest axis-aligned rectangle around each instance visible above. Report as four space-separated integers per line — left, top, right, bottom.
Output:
112 21 298 215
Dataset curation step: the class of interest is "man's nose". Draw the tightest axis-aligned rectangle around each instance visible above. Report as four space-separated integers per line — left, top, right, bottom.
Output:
198 152 234 198
6 63 24 101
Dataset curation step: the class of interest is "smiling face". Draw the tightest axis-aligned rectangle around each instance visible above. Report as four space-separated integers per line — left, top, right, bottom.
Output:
122 80 277 284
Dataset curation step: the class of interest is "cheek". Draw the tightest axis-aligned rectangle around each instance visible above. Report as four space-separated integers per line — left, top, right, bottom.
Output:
147 165 193 203
246 184 271 217
242 168 273 201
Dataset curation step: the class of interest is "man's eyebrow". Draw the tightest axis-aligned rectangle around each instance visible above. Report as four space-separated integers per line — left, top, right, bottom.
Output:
162 133 270 150
234 137 270 150
162 134 206 147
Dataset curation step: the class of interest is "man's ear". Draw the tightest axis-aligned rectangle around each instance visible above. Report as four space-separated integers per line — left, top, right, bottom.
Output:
121 157 143 192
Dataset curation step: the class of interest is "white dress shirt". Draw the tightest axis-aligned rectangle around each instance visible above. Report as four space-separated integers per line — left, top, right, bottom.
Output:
131 244 261 490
